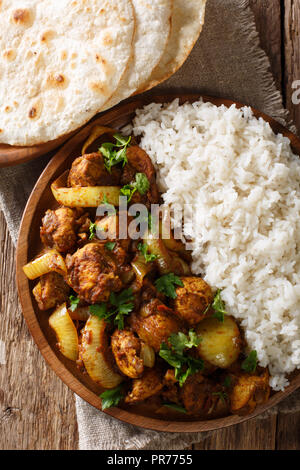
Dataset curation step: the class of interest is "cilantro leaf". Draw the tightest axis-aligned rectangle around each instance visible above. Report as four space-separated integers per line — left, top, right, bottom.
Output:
169 330 202 355
120 172 150 202
155 273 184 299
159 330 203 387
89 303 112 322
120 184 137 202
212 391 228 404
109 288 134 329
241 350 258 373
100 385 124 410
223 376 232 388
163 403 187 414
105 241 116 251
89 221 97 240
99 134 131 173
138 242 158 263
135 173 150 195
89 289 134 329
69 295 80 312
212 289 227 322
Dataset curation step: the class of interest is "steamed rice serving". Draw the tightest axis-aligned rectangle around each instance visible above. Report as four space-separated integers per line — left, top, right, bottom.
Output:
133 99 300 391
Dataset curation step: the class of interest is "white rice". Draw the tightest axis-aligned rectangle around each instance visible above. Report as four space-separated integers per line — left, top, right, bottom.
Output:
132 98 300 391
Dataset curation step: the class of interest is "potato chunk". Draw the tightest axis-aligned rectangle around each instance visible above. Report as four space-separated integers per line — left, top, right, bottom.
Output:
229 369 270 415
196 316 241 368
172 277 213 326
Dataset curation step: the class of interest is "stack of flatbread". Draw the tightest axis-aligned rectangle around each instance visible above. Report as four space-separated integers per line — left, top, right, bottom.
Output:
0 0 206 146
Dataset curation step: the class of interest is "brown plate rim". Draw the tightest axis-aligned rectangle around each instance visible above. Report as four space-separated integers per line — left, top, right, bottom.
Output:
16 93 300 433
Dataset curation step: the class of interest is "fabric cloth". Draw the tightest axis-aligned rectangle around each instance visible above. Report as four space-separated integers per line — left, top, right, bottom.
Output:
0 0 299 450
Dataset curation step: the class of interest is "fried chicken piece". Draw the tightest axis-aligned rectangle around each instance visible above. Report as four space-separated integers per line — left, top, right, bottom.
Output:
125 368 163 404
180 373 213 414
121 146 159 205
172 277 213 326
229 369 270 415
68 153 121 187
32 272 70 311
111 329 144 379
66 242 122 303
130 299 182 352
40 207 90 253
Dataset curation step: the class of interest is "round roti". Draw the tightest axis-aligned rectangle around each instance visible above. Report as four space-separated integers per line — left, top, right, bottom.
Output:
0 0 135 146
136 0 207 93
102 0 172 112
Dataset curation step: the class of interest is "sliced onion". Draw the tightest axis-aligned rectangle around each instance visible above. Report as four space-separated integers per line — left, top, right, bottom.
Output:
23 250 67 280
81 315 123 389
81 125 117 155
140 343 155 368
69 306 90 322
49 303 78 361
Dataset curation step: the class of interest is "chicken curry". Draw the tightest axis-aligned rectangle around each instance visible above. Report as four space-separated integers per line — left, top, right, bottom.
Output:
23 127 271 419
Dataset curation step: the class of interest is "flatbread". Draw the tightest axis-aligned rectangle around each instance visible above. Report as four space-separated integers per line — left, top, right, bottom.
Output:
101 0 173 112
136 0 207 93
0 0 135 146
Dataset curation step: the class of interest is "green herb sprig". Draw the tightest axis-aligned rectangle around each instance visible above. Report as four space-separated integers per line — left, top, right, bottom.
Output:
69 294 80 312
100 385 124 410
159 330 203 387
89 288 134 330
99 133 131 173
138 242 158 263
155 273 183 299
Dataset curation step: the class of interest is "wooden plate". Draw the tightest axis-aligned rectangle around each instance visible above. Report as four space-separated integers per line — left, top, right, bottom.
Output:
16 94 300 432
0 133 75 168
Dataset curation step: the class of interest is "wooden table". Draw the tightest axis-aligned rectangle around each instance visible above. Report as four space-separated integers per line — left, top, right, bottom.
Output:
0 0 300 450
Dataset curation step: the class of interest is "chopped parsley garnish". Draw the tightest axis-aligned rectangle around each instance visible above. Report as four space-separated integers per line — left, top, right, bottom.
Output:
241 350 258 373
155 273 184 299
105 241 116 251
69 295 80 312
99 133 131 173
89 221 97 240
89 288 134 330
120 172 150 202
159 330 203 387
100 385 124 410
120 183 137 202
211 289 227 322
163 403 187 414
138 242 158 263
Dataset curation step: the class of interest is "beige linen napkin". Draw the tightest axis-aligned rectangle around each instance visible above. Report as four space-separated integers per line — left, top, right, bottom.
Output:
0 0 299 450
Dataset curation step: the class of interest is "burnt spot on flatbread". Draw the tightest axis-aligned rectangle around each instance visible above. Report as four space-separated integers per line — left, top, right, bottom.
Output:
40 30 56 45
28 101 42 120
3 49 16 61
46 73 68 89
12 8 33 26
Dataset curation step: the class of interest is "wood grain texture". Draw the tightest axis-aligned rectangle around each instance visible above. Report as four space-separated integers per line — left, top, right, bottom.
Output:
0 133 73 169
0 212 78 449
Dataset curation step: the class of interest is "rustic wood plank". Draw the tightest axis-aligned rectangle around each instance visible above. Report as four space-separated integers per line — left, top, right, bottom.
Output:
194 412 277 450
0 212 78 450
249 0 283 91
284 0 300 133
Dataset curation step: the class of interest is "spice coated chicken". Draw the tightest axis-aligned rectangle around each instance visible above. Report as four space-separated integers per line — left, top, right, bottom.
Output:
23 129 271 419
